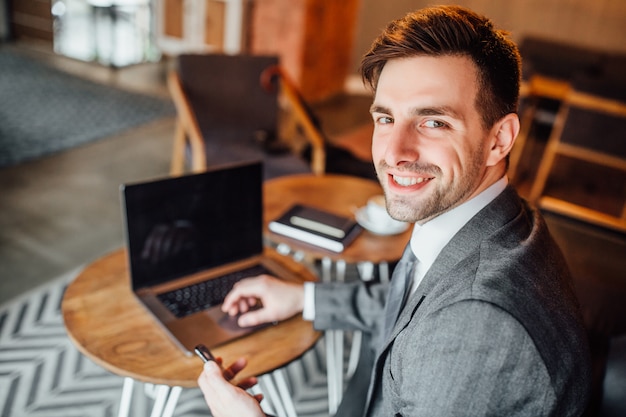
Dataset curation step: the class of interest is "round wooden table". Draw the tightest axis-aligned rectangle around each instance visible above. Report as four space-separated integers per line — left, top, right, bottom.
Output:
62 247 320 417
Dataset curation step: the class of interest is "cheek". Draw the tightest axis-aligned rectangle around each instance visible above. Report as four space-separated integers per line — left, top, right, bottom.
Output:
455 145 486 178
427 145 457 170
371 134 385 162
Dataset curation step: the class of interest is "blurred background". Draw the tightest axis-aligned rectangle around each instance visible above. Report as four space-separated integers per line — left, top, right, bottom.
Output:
1 2 625 416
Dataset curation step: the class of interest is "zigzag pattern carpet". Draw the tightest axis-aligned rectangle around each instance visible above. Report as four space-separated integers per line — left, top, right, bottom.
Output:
0 269 342 417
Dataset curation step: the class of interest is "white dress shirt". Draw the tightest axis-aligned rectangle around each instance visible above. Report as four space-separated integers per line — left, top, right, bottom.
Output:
302 177 508 321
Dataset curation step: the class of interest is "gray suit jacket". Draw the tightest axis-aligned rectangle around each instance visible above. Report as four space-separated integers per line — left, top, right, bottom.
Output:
314 186 591 416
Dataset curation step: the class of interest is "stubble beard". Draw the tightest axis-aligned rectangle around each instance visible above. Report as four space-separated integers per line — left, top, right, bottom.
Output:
377 150 485 224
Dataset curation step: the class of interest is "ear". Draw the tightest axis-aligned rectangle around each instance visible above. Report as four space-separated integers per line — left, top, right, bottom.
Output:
486 113 520 167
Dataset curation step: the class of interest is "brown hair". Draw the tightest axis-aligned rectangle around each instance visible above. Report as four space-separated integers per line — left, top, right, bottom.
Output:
360 5 521 129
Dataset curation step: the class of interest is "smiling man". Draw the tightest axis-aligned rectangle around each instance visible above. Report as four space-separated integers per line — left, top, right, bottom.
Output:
196 6 592 417
369 54 516 224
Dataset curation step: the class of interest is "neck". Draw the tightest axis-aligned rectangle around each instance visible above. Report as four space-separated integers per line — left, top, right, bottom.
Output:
466 162 507 203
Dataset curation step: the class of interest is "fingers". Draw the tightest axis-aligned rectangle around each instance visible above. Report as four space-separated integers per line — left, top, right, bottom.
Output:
198 360 239 392
237 308 275 327
222 276 271 315
199 360 224 384
224 357 248 380
218 367 261 396
221 275 305 327
237 376 259 391
197 359 266 417
222 277 260 313
216 360 259 392
233 297 258 316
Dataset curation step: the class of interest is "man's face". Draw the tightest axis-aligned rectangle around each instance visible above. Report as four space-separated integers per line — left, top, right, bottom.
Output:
370 55 492 224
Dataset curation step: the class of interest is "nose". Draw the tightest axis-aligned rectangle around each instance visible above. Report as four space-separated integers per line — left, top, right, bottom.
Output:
375 123 420 167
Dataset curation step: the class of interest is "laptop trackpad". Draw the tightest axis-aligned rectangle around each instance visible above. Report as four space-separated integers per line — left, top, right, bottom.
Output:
217 309 269 332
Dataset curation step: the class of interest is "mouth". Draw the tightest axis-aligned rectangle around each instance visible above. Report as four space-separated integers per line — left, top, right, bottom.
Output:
391 174 434 187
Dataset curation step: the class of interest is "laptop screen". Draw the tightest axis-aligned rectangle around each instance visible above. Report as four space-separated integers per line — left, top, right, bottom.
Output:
121 161 263 290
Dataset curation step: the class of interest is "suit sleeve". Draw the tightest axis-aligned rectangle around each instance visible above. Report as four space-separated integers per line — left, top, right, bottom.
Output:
388 300 557 416
312 280 388 333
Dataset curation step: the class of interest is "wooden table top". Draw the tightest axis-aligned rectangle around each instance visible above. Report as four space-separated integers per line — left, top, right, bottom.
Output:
263 174 412 264
62 248 320 388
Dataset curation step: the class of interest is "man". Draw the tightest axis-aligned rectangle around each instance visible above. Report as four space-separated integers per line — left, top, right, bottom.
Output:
197 5 592 416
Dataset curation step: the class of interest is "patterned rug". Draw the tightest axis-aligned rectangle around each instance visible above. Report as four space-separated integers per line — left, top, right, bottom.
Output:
0 269 337 417
0 48 175 168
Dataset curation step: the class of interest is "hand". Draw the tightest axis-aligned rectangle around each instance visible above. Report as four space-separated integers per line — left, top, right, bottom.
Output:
197 357 265 417
222 275 305 327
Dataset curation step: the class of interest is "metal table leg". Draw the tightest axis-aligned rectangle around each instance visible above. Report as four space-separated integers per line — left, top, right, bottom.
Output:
117 378 182 417
117 377 134 417
258 369 299 417
321 257 338 415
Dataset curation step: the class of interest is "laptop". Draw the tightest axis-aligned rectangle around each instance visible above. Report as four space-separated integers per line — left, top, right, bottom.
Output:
120 161 296 355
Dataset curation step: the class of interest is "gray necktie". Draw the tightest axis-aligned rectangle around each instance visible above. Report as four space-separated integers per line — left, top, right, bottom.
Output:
382 246 417 340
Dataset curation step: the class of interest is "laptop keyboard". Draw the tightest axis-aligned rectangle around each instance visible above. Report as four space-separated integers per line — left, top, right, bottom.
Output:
157 264 270 318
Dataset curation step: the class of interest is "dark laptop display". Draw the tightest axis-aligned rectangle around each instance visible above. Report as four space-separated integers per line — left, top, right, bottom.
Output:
123 161 263 290
120 161 286 354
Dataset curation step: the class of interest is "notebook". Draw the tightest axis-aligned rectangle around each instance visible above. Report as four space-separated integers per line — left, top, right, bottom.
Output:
120 161 296 355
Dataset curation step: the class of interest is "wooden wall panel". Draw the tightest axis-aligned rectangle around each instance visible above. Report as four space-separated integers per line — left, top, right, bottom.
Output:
250 0 308 89
10 0 53 42
250 0 361 102
299 0 360 101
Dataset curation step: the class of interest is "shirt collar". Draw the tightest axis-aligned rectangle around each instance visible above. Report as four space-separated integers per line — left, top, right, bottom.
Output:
409 177 508 272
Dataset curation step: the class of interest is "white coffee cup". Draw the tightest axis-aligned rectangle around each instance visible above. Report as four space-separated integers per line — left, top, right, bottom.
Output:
365 195 395 226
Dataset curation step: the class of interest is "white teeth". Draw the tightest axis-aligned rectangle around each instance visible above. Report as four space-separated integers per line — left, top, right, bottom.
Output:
392 175 429 186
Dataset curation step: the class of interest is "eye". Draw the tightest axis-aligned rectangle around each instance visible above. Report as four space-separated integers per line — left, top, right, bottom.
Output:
422 119 447 128
375 115 393 125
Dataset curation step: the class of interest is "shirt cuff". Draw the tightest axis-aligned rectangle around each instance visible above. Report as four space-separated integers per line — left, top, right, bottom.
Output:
302 282 316 321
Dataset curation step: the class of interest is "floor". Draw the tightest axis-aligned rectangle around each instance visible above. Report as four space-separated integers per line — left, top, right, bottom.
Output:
1 39 625 414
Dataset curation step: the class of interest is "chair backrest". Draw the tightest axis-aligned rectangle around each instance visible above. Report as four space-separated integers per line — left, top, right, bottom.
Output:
561 76 626 159
171 54 322 179
519 36 604 81
178 54 279 143
600 53 626 86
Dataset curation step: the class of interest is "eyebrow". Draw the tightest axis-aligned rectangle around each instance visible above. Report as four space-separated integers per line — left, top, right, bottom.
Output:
369 104 388 115
370 104 463 120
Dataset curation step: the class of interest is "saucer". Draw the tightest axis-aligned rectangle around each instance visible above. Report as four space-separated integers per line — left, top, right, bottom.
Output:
355 207 409 236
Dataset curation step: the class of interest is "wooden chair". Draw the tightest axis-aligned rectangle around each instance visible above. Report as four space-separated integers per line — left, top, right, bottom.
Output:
168 54 326 179
528 76 626 233
168 53 377 181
